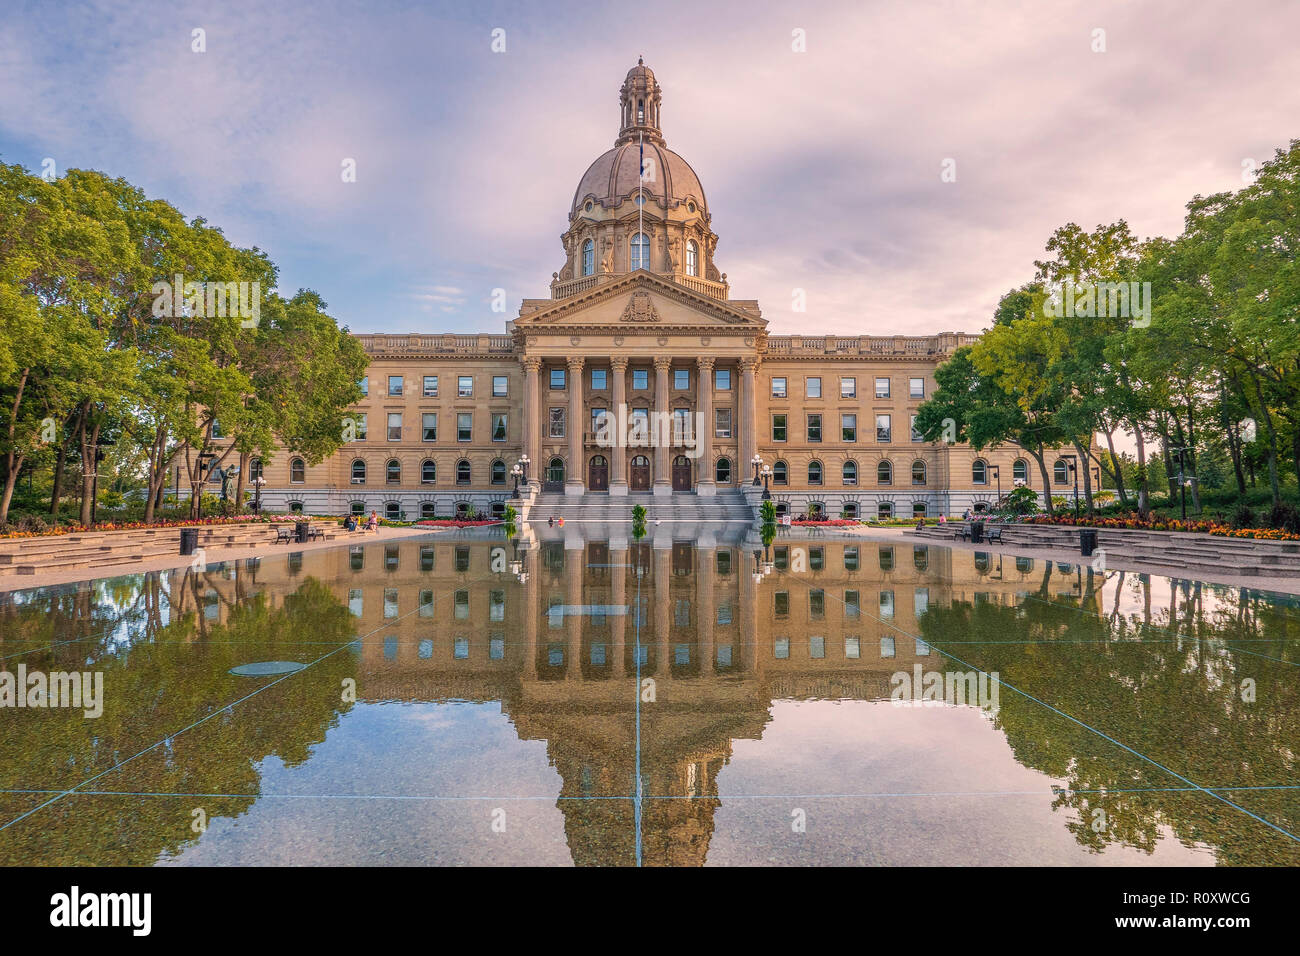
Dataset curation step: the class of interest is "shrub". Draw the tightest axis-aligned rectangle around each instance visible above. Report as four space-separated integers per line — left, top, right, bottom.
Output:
17 514 48 534
1230 504 1256 530
1265 503 1300 534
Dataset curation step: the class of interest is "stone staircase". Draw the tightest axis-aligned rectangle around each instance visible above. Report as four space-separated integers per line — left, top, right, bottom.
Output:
911 521 1300 579
529 491 755 524
0 521 340 579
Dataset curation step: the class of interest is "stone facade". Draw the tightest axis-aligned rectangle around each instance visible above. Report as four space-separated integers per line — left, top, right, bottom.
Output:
239 61 1077 520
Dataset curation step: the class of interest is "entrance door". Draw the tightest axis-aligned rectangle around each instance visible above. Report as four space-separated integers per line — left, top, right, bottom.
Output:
672 455 692 492
543 457 565 493
629 455 651 492
588 455 608 492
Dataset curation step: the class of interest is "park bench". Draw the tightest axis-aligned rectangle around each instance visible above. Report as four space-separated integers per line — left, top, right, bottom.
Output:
274 526 293 544
986 526 1005 544
954 523 972 541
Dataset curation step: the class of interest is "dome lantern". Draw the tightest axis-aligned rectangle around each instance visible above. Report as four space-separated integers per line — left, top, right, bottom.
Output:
617 56 664 148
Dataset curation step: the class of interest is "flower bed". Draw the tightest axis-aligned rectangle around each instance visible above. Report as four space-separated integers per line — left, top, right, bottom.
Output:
1022 513 1300 541
413 519 501 528
790 518 863 526
0 513 314 541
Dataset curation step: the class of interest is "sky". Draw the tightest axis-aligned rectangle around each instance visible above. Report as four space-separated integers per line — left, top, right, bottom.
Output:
2 0 1298 337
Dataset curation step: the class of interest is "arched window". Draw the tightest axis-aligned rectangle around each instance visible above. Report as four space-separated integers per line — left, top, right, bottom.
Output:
420 502 436 519
289 458 305 483
911 460 926 485
456 459 471 485
421 459 436 484
716 457 731 483
386 459 401 484
455 501 471 519
249 458 263 481
350 501 365 516
972 459 988 485
842 461 857 485
843 502 859 519
808 460 823 485
877 460 893 485
351 459 366 483
913 501 928 518
630 232 649 271
1013 458 1029 483
491 459 507 484
1054 458 1070 485
877 502 893 520
385 502 400 520
581 238 594 276
772 460 788 485
686 240 699 276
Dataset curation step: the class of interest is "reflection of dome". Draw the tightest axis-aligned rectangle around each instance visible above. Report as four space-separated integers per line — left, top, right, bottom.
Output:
571 141 707 217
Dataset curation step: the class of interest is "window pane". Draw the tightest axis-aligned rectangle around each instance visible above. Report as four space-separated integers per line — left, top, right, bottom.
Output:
910 377 925 398
840 377 856 398
387 413 401 441
492 375 508 397
388 375 403 396
550 368 566 389
806 377 821 398
715 368 730 390
771 377 787 398
423 375 438 397
772 414 787 442
549 407 565 437
457 413 472 441
422 413 437 442
458 375 473 397
591 368 607 390
875 377 890 398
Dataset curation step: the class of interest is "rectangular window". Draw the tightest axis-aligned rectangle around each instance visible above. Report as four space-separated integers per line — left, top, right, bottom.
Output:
422 413 437 442
632 368 649 390
771 376 787 398
387 412 402 441
383 588 398 619
715 368 731 390
914 588 930 617
423 375 438 397
348 589 363 617
880 636 896 658
454 589 469 621
492 375 508 397
591 407 608 435
809 589 825 619
489 589 505 622
875 377 890 399
550 368 566 389
840 376 856 398
842 413 857 442
772 414 787 442
457 412 472 442
909 377 925 398
419 590 434 618
810 636 826 659
845 636 861 659
359 376 368 396
387 375 403 396
774 592 789 617
355 413 367 441
591 368 607 390
549 407 566 438
672 408 692 444
458 375 473 397
880 590 895 619
877 414 892 443
714 407 732 438
673 368 690 390
774 638 790 660
806 377 822 398
630 408 649 435
844 546 859 571
491 413 507 442
911 414 923 442
807 413 822 442
845 590 860 619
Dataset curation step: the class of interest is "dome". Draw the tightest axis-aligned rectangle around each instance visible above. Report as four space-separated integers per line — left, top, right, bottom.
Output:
571 141 707 218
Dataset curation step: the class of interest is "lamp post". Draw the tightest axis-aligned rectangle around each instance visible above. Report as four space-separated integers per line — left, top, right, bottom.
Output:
511 462 523 499
195 453 216 519
751 454 763 486
251 476 266 514
761 463 772 500
1063 454 1080 520
990 465 1000 509
1171 446 1190 520
519 454 531 486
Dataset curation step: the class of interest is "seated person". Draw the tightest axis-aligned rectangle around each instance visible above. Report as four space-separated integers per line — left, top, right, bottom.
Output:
366 510 379 532
343 514 357 532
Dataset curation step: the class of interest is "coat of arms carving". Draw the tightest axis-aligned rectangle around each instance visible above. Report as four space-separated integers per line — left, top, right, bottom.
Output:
619 290 660 323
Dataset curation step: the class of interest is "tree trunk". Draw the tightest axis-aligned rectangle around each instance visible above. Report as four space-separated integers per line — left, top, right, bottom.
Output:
1 368 29 526
1030 449 1054 514
1075 441 1094 513
1131 420 1150 518
235 451 248 515
1101 430 1129 506
78 415 100 526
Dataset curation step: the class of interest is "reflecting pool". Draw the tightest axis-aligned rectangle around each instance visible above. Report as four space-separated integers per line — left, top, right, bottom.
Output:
1 529 1298 866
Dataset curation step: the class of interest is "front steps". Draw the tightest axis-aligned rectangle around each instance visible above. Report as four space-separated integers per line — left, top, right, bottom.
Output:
529 490 755 524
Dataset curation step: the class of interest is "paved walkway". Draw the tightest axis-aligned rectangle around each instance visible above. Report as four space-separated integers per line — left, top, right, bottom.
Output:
0 525 437 592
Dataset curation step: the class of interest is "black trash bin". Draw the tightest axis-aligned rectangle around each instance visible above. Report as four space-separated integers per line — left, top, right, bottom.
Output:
295 520 310 544
970 519 985 544
179 528 199 555
1079 528 1098 556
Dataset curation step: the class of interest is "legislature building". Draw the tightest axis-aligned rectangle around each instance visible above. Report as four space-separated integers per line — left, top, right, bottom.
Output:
247 61 1061 520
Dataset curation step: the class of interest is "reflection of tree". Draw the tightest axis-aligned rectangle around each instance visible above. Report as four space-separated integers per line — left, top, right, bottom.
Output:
919 584 1300 865
0 573 357 865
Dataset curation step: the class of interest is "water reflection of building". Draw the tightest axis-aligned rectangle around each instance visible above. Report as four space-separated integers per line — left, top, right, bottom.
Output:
171 534 1099 865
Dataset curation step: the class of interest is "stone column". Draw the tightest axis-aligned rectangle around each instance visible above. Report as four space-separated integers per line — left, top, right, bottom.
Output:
739 357 758 484
610 545 627 678
740 548 757 674
697 547 715 674
522 548 539 680
521 357 541 488
565 544 583 679
654 547 672 676
695 357 715 497
609 356 629 497
565 356 585 496
653 356 672 497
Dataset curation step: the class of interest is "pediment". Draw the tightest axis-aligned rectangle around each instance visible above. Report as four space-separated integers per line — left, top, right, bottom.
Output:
514 272 764 332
